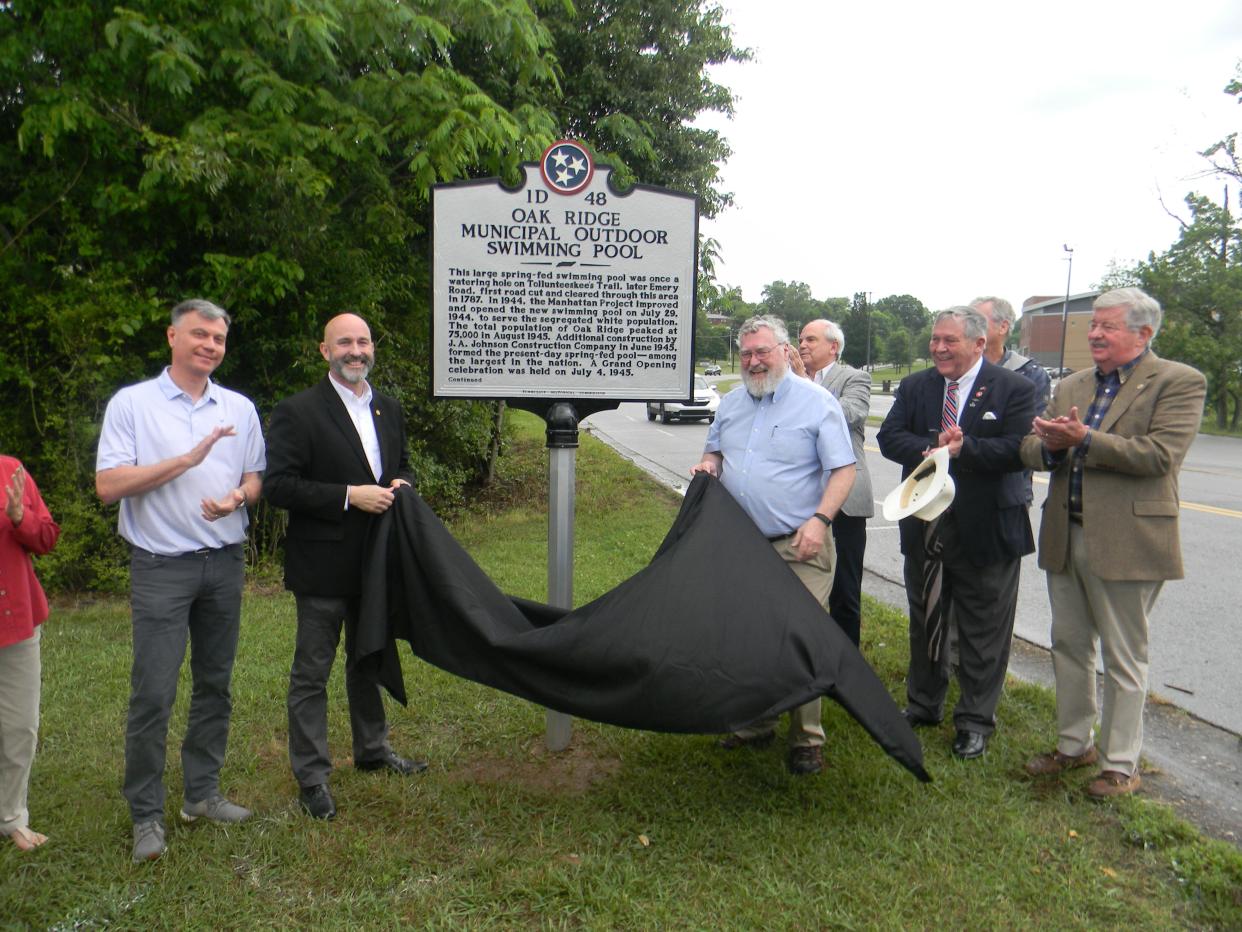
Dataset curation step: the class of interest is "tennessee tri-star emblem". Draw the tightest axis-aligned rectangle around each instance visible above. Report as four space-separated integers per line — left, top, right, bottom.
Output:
540 140 594 195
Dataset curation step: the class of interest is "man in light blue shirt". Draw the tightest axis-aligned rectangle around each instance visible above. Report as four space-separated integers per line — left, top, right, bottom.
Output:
691 315 855 775
96 299 265 862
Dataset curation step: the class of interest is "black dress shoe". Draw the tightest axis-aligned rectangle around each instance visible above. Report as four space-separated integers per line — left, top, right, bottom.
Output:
355 749 429 776
299 783 337 820
952 730 987 759
901 709 941 728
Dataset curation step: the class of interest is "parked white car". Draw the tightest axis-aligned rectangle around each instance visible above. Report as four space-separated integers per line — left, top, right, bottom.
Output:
646 375 721 424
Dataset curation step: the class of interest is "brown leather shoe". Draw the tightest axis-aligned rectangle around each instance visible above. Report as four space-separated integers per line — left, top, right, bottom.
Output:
717 732 775 750
1024 746 1099 776
787 745 824 776
1086 770 1141 799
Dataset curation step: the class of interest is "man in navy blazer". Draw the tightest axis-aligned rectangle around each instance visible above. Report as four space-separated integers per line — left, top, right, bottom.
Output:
263 313 425 820
877 306 1036 759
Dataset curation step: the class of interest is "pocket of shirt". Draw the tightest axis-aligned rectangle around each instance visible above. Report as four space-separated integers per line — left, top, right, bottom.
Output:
770 427 815 463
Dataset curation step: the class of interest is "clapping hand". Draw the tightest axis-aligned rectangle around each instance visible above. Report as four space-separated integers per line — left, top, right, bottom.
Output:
5 465 26 525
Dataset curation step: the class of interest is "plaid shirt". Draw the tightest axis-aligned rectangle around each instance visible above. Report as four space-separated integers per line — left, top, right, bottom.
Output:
1061 350 1148 517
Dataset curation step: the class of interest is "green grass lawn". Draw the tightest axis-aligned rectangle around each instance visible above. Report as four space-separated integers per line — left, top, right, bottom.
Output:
4 412 1240 928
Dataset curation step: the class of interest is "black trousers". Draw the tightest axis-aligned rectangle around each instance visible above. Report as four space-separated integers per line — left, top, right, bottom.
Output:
827 514 867 646
901 516 1021 735
288 594 390 788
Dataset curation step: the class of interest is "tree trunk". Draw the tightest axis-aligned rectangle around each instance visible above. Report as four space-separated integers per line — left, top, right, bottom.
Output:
485 401 506 485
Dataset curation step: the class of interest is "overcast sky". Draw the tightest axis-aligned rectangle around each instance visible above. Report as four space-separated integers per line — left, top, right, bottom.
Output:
697 0 1242 313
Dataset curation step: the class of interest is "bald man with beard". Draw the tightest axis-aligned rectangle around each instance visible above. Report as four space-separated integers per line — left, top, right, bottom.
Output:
263 314 426 821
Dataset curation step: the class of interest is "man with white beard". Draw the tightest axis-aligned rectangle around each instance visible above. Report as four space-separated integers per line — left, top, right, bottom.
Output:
690 315 856 775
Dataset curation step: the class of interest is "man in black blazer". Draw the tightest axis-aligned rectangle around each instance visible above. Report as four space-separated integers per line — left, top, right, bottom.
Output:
877 306 1036 759
263 313 425 819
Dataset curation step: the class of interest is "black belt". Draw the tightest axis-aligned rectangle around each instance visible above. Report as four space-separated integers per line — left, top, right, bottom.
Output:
132 543 242 560
767 532 794 543
1068 514 1083 525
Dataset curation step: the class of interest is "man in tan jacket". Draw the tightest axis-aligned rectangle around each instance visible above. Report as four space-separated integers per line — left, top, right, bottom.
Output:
1020 288 1205 798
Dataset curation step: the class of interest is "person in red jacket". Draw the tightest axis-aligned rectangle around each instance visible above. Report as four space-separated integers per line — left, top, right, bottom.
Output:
0 456 60 851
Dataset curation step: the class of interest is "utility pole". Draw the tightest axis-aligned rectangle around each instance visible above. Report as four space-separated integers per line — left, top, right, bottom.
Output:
1055 245 1074 376
865 291 872 372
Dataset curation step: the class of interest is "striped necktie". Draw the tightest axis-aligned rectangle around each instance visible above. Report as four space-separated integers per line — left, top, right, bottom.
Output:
941 380 959 433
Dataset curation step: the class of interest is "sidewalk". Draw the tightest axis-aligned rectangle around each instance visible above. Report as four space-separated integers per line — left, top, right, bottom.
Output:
864 570 1242 849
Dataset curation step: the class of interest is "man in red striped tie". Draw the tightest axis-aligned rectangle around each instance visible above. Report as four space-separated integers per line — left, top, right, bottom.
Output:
877 307 1038 759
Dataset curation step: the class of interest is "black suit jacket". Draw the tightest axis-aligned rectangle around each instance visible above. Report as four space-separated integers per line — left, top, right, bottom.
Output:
263 376 414 596
876 360 1036 567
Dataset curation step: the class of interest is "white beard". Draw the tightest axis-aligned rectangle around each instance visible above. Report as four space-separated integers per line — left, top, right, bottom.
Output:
742 365 785 398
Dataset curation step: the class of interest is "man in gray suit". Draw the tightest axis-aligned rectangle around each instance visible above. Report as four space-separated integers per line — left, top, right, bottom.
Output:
1020 288 1205 798
971 296 1051 504
798 319 873 645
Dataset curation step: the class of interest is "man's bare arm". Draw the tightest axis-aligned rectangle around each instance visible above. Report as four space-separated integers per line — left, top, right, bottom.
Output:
97 426 237 504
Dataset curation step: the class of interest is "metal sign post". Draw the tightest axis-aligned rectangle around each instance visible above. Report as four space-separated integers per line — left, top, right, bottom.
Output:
430 140 698 753
544 402 578 750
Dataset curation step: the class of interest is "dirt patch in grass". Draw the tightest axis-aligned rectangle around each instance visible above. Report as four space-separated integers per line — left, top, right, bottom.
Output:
448 737 622 795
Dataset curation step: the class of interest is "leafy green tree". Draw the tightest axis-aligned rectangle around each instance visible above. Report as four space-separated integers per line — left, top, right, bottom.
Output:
874 294 930 334
840 293 895 370
1136 193 1242 429
885 330 914 373
1201 65 1242 187
543 0 749 220
1 0 746 590
757 280 823 337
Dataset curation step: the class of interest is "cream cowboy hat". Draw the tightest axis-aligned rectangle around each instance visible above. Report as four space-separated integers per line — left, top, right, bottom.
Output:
881 446 955 521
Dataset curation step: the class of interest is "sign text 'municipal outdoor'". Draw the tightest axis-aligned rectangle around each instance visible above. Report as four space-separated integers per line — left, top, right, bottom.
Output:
432 141 698 400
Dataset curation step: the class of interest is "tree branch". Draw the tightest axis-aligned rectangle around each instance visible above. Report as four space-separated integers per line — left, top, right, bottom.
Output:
0 156 89 258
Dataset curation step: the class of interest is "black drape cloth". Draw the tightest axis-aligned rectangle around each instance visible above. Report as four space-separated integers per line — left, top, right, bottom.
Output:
355 474 929 782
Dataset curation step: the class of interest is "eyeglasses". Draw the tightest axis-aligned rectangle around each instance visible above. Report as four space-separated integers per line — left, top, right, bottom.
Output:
739 345 778 361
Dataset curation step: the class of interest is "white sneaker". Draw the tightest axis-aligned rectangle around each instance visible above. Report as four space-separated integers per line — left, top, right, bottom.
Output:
131 820 166 862
179 794 252 824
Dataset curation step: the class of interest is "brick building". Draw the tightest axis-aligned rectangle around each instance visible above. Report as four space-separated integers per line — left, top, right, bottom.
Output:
1018 291 1101 373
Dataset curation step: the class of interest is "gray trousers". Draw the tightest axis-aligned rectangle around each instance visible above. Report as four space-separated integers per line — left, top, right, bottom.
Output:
902 518 1021 736
288 594 389 788
124 545 244 824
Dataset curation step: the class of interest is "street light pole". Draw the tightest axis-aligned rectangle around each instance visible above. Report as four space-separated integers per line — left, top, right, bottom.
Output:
865 291 872 372
1055 245 1074 376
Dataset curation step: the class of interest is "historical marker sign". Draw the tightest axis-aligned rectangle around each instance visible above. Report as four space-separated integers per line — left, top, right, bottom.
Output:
432 141 698 400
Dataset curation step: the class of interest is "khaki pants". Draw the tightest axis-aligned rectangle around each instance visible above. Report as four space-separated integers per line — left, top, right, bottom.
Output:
1047 523 1162 776
0 628 41 836
732 535 836 748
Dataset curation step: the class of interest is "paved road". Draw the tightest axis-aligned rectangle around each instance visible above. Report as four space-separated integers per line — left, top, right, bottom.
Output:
582 391 1242 736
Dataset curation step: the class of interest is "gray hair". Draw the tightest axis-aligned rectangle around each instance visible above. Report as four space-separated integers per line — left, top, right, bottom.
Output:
171 298 231 327
737 314 789 347
970 295 1015 330
805 318 845 354
934 306 988 342
1094 287 1162 338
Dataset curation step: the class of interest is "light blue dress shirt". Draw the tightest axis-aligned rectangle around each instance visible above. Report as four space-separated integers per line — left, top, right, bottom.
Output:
704 373 855 538
96 368 266 554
